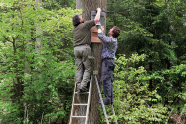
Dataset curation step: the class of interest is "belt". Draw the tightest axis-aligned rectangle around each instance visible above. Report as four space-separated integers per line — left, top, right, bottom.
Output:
75 44 90 47
102 58 113 62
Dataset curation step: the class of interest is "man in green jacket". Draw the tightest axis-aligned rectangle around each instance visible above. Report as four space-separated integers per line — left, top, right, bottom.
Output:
72 8 101 92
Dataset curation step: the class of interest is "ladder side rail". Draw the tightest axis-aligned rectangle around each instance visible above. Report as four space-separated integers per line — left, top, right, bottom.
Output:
85 75 93 124
69 82 77 124
94 75 109 124
111 105 118 124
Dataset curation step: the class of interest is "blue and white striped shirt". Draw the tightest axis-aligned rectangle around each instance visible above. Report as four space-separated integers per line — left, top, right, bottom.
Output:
98 33 118 60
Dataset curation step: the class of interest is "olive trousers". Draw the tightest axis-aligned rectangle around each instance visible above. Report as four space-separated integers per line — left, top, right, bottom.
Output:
74 45 93 89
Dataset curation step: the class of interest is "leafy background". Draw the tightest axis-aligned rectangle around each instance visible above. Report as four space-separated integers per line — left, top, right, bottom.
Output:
0 0 186 123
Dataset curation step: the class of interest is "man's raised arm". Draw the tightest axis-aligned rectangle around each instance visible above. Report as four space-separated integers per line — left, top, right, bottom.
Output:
94 8 101 24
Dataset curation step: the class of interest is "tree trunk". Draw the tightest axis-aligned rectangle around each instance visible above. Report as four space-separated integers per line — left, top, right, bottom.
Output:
72 1 107 123
35 0 42 51
10 2 25 121
76 0 82 10
84 0 107 123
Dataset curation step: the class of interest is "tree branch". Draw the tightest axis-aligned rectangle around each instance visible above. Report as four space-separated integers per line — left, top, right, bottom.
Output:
166 108 173 123
40 112 44 124
3 36 13 43
175 0 186 8
176 104 186 124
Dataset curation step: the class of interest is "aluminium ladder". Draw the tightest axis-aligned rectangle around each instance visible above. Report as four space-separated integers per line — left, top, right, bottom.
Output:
94 73 118 124
69 76 93 124
69 73 118 124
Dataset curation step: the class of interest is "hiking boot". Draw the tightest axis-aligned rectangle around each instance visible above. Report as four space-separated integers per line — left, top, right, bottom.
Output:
98 97 111 105
77 86 89 92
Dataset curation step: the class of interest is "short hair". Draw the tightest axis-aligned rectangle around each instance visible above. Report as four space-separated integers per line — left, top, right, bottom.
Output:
72 14 80 26
112 26 120 38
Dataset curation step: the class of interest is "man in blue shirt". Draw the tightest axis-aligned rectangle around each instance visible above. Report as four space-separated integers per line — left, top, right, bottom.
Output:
97 23 120 105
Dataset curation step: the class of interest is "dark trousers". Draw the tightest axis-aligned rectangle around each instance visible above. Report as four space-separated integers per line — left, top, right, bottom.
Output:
101 59 115 103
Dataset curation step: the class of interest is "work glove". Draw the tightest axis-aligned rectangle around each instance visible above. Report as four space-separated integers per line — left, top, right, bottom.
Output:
96 22 101 29
96 22 102 33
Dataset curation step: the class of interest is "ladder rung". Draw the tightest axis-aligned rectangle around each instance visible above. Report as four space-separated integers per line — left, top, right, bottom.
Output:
75 92 89 94
74 103 88 105
108 116 113 118
72 116 86 118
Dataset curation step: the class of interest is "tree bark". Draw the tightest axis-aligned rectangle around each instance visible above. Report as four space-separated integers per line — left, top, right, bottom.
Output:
84 0 107 123
72 1 107 123
76 0 82 10
35 0 42 51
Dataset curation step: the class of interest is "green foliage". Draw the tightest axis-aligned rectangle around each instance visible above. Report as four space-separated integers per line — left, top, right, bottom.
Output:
106 0 186 122
99 53 186 123
150 64 186 108
100 54 168 123
107 0 186 70
0 0 186 123
0 1 78 123
42 0 76 10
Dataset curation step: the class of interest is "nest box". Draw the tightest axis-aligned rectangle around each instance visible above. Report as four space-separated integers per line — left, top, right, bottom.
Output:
91 11 105 43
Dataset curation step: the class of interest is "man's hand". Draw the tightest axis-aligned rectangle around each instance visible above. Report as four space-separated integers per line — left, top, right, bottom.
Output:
97 8 101 12
94 8 101 24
